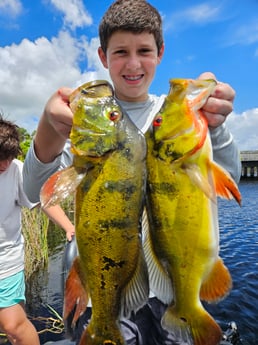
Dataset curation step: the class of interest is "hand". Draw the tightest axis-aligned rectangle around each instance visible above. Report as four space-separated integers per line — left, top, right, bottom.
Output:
43 87 74 139
66 227 75 242
198 72 235 129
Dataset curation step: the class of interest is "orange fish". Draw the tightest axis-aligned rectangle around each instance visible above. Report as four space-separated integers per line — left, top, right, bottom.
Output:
143 78 241 345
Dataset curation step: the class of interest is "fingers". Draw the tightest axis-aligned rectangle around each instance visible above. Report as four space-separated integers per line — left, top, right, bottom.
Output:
58 87 74 103
201 111 227 129
202 96 234 128
202 96 233 117
197 72 235 128
44 87 75 138
67 230 75 242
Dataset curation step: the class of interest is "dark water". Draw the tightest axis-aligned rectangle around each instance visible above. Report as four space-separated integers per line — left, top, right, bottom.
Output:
205 180 258 345
23 180 258 345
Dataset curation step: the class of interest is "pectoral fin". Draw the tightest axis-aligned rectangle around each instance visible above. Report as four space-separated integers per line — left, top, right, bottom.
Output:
183 163 215 202
40 165 86 207
210 161 241 206
183 159 242 207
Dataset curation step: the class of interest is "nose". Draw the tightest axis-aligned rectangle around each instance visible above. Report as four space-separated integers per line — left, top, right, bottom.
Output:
125 53 141 70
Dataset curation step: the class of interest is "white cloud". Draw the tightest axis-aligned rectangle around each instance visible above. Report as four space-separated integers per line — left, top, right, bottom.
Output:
50 0 92 30
181 3 221 23
164 2 223 32
226 109 258 151
0 0 22 17
0 31 109 133
226 20 258 46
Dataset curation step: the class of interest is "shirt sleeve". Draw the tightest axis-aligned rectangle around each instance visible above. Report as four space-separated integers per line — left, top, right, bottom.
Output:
23 140 73 203
13 159 38 209
210 123 242 183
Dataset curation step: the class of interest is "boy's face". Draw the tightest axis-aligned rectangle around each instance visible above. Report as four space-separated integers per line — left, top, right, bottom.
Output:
98 31 164 102
0 158 12 174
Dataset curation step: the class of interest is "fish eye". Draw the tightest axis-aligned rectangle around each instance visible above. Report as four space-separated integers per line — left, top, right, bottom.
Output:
153 116 162 127
109 110 121 122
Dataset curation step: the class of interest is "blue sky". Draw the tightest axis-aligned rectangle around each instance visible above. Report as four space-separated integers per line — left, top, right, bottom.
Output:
0 0 258 150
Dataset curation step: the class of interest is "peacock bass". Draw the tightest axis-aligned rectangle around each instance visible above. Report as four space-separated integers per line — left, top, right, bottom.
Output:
40 80 149 345
143 78 241 345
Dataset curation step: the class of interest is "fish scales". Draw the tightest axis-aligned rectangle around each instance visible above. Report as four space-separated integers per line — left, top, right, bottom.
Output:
40 80 149 345
144 79 241 345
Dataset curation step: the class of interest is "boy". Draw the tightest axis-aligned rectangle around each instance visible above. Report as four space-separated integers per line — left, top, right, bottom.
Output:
23 1 241 344
0 115 40 345
0 114 75 345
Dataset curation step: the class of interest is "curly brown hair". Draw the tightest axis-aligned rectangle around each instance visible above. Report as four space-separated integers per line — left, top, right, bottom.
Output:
99 0 163 55
0 114 21 160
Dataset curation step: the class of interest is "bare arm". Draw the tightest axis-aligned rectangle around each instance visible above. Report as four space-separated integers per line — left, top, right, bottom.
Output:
34 87 74 163
42 204 75 241
23 87 74 201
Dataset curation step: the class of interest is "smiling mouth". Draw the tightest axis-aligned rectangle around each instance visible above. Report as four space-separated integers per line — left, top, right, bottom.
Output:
123 75 143 81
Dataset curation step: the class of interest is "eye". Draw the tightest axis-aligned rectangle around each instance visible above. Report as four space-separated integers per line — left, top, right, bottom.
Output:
115 49 126 54
109 110 121 122
153 116 162 127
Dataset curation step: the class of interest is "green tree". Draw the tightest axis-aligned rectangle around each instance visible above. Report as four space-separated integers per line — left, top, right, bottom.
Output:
18 127 33 161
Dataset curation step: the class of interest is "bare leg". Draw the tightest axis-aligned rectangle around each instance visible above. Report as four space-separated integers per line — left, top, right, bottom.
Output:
0 303 40 345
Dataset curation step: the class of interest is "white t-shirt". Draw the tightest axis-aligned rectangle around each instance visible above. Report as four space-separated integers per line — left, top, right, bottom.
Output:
0 159 36 279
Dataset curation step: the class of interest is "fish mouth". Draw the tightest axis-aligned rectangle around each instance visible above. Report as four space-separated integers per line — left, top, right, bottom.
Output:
156 78 216 142
186 79 217 109
69 80 114 104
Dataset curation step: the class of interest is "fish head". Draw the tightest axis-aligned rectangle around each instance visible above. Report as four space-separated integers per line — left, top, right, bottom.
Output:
69 80 123 158
152 78 217 160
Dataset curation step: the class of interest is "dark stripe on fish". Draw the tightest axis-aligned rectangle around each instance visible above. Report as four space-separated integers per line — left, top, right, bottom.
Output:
148 182 177 195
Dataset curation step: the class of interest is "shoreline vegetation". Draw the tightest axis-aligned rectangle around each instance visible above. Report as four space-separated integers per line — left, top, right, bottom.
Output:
22 207 49 280
22 197 74 280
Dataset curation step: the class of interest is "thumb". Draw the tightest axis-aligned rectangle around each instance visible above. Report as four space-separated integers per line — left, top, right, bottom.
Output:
198 72 217 81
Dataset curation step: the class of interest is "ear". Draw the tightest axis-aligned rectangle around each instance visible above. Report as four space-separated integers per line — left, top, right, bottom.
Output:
98 47 108 69
157 43 165 64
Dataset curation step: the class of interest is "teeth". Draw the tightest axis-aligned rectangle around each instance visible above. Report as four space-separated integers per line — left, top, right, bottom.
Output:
125 75 141 81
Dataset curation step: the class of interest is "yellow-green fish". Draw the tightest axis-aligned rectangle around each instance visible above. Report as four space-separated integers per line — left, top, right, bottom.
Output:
143 79 241 345
40 80 149 345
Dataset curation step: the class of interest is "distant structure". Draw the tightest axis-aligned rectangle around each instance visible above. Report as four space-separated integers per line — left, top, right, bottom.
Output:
241 151 258 179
